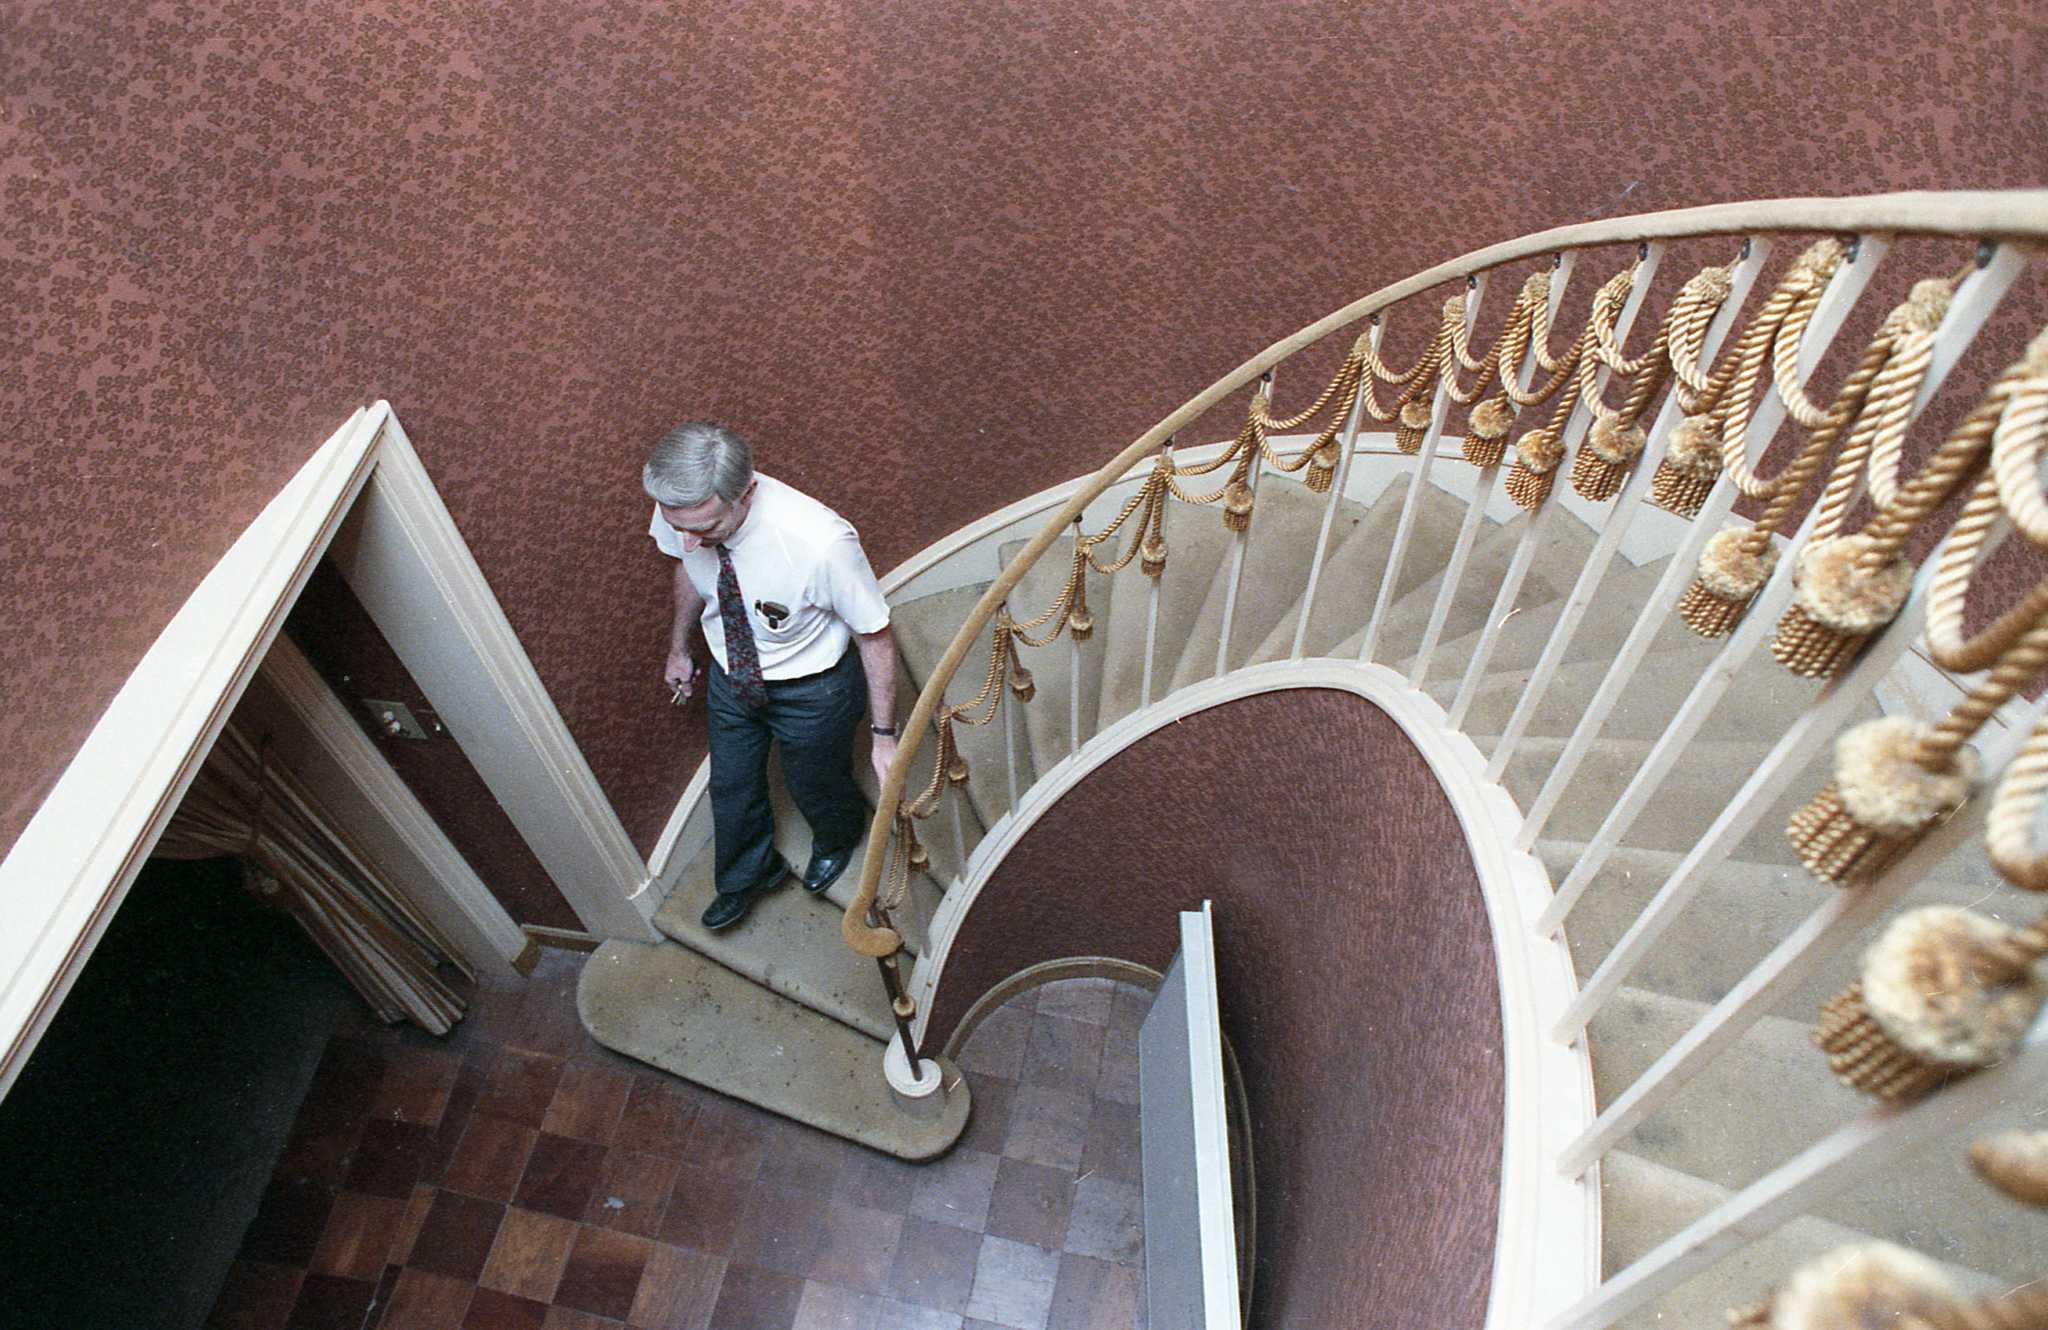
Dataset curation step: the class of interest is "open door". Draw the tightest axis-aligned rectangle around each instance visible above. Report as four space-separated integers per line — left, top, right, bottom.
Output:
1139 899 1242 1328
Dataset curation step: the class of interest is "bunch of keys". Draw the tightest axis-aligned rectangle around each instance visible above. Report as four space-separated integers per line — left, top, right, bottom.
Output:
670 656 702 707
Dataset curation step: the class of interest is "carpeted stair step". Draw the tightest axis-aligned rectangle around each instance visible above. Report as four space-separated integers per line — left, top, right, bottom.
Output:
999 535 1114 775
890 580 1034 830
1096 494 1239 728
1592 987 2041 1287
1493 733 1824 864
1599 1151 2005 1330
1365 511 1590 682
579 941 969 1161
1168 477 1364 690
1288 481 1473 663
653 852 899 1042
1536 838 2014 1019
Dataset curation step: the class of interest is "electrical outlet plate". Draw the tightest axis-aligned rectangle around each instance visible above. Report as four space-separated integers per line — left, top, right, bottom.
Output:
361 699 431 740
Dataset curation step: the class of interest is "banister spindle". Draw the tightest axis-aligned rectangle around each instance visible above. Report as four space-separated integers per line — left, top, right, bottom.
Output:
1001 602 1022 813
1547 1019 2048 1330
1447 244 1665 721
1141 440 1170 706
1068 516 1084 759
1556 691 2047 1178
1408 272 1490 686
1547 241 2026 1044
1213 372 1271 679
1291 326 1381 659
1521 235 1892 860
1488 239 1771 783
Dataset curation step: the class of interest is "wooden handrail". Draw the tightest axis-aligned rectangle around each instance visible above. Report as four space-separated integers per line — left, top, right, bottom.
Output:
842 189 2048 958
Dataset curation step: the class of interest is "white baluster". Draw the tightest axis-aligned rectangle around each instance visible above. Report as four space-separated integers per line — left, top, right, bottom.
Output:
1486 239 1771 780
1069 519 1084 759
1557 692 2044 1177
1538 241 2019 949
1547 244 2024 1041
1447 244 1666 721
1291 327 1381 660
1519 235 1890 849
1214 374 1270 679
1548 1018 2048 1330
1142 441 1170 706
1408 272 1490 687
1002 606 1022 813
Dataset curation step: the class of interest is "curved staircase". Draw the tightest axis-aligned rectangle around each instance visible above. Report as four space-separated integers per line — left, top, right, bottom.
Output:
583 193 2048 1328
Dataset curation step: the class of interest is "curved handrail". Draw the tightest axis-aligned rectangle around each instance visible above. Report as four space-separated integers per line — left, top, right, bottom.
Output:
843 189 2048 958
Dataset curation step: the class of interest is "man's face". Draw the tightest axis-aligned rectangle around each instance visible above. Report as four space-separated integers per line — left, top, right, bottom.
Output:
659 482 754 551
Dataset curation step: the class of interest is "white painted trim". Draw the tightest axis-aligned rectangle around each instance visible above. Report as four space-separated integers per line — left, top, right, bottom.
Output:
0 405 384 1099
244 635 528 976
332 410 660 942
906 659 1600 1330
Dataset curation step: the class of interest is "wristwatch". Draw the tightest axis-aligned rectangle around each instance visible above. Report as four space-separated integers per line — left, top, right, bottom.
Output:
870 723 898 736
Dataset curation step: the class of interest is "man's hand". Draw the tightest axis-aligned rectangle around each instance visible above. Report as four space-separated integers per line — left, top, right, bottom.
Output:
869 732 899 790
665 650 697 704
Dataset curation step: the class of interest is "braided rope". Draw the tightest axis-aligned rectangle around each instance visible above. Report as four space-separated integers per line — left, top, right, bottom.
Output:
1919 621 2048 767
1808 312 1944 543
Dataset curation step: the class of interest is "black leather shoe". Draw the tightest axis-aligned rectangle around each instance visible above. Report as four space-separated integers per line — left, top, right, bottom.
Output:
701 861 790 931
801 847 854 896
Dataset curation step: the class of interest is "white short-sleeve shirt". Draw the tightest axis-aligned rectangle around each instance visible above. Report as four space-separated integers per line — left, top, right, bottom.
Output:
649 473 890 679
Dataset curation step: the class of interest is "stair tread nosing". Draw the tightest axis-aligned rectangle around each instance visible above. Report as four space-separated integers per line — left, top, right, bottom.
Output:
580 940 969 1162
655 855 901 1043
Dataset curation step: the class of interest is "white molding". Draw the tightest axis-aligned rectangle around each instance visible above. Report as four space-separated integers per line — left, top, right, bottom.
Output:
906 659 1600 1330
0 405 384 1099
331 410 660 942
243 635 528 976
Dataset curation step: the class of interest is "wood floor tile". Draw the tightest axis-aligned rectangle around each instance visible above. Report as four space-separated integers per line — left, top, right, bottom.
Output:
791 1280 866 1330
1046 1253 1141 1330
613 1079 699 1156
1078 1098 1142 1186
240 1176 336 1266
540 1306 625 1329
586 1148 680 1239
479 1051 568 1127
542 1062 633 1145
209 1259 304 1330
678 1099 774 1180
516 1133 609 1221
408 1190 507 1282
906 1148 999 1233
285 1274 377 1330
309 1190 404 1280
1020 1013 1106 1094
707 1264 804 1330
729 1180 828 1277
984 1158 1074 1251
462 1286 551 1330
554 1225 655 1322
807 1200 902 1295
955 1007 1030 1081
347 1119 435 1200
627 1241 725 1329
658 1165 748 1257
478 1206 579 1303
274 1113 366 1190
953 1075 1015 1158
756 1120 848 1195
860 1299 965 1330
394 1184 437 1266
1092 1023 1141 1106
961 1236 1059 1330
999 1087 1089 1171
371 1045 462 1126
880 1218 982 1315
1034 978 1115 1026
442 1115 540 1202
830 1151 919 1216
381 1267 476 1330
1063 1176 1143 1264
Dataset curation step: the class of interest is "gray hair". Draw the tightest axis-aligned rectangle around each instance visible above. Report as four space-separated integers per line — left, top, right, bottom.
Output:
643 422 754 507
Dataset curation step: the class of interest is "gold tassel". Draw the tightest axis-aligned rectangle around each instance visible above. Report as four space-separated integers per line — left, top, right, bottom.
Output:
1815 907 2047 1101
946 751 970 786
1463 396 1513 467
1969 1129 2048 1207
1785 719 1978 885
1503 427 1566 510
1394 400 1433 455
1222 478 1254 532
1649 414 1723 518
1770 537 1914 680
1068 604 1094 641
1570 417 1647 502
1304 437 1340 493
1009 661 1035 703
1677 530 1776 637
905 826 930 874
1140 534 1167 578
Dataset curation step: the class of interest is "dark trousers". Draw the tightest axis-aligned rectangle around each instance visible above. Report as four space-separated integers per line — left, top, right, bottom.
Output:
707 645 869 895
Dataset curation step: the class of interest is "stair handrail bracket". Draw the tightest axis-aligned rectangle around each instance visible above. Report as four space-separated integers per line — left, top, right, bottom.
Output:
843 190 2048 1330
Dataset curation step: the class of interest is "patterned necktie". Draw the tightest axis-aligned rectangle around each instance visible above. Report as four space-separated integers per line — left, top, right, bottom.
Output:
714 543 769 710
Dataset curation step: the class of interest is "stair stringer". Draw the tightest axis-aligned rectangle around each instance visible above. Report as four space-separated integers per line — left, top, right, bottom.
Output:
906 658 1600 1330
